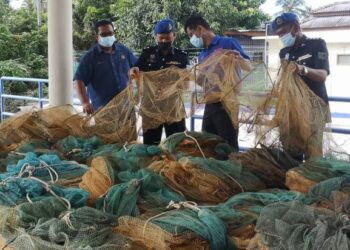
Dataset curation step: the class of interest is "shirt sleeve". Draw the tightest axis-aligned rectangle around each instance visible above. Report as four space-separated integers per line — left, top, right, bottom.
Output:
133 49 148 70
230 39 250 60
127 48 137 67
73 52 93 86
313 39 330 75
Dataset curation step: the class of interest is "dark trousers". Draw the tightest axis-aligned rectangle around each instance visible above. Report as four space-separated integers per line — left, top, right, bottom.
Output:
143 119 186 145
202 103 239 151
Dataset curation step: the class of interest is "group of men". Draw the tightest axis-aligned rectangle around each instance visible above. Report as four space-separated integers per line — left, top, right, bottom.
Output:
74 13 331 162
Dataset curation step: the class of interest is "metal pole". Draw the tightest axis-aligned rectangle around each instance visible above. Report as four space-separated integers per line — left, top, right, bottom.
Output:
48 0 73 106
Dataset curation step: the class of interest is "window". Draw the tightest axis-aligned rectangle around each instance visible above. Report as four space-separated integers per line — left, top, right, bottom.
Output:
337 55 350 65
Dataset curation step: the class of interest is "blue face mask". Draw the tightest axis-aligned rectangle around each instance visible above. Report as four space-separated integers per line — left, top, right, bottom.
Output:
190 34 204 48
280 32 296 48
98 35 116 47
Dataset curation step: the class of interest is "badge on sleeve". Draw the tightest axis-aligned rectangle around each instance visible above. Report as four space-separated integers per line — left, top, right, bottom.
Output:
317 52 327 60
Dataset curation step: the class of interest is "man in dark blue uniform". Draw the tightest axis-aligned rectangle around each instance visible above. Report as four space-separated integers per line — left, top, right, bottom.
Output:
74 20 137 114
272 12 331 161
129 19 188 145
184 15 251 151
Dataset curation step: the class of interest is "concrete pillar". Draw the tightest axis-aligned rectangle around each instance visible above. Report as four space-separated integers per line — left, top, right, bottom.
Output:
48 0 73 106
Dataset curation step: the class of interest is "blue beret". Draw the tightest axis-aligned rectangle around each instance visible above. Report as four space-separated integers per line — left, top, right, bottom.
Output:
154 19 177 34
271 12 299 31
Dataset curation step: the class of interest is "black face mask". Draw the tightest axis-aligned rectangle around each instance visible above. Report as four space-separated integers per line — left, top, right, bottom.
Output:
158 42 172 51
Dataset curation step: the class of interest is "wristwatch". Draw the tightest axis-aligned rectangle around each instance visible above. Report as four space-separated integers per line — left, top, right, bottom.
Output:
299 65 309 76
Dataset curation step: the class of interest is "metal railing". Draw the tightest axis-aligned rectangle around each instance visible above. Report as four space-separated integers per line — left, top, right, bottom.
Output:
1 76 350 137
191 94 350 135
0 76 49 121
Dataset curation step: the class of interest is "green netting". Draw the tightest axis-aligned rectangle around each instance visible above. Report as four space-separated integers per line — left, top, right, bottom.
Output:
160 131 235 159
95 169 185 217
256 200 350 250
150 207 235 250
291 157 350 182
55 136 103 163
0 152 88 184
0 176 89 207
212 190 307 232
0 198 136 250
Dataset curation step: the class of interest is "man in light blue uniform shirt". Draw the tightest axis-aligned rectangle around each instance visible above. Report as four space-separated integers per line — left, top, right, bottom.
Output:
74 20 137 114
185 15 251 151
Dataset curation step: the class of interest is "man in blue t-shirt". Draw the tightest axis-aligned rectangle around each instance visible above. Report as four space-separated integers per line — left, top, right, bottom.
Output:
185 15 251 151
74 20 137 114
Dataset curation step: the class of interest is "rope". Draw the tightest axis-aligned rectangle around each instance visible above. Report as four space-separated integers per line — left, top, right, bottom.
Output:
184 130 206 158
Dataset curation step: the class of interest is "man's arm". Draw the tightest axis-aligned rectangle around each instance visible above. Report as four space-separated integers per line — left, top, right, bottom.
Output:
75 80 94 114
294 65 328 84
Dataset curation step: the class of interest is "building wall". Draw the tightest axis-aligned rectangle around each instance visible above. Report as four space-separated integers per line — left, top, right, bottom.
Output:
265 29 350 97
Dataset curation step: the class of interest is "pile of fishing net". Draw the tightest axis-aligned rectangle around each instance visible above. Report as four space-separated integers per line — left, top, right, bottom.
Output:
0 105 81 152
79 143 162 204
160 131 235 159
193 49 252 129
229 146 299 188
255 200 350 250
148 156 266 204
116 190 305 250
136 66 189 133
286 157 350 193
95 168 185 217
0 197 142 249
252 60 330 158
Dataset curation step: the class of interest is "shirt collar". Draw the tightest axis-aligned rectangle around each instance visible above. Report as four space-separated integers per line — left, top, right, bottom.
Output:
208 35 220 48
156 46 175 55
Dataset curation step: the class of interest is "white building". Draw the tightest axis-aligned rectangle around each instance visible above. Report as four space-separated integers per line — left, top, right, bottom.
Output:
257 1 350 97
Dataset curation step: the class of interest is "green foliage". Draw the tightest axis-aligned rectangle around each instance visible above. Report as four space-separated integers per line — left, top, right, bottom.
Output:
275 0 311 19
73 0 269 50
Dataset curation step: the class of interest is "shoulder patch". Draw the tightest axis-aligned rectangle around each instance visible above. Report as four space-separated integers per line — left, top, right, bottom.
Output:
317 52 327 60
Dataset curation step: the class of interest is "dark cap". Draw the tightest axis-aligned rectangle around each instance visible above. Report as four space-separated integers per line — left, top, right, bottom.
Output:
271 12 299 31
154 19 177 34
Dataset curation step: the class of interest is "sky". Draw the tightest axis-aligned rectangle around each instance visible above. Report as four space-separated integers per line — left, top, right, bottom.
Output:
10 0 343 14
260 0 344 16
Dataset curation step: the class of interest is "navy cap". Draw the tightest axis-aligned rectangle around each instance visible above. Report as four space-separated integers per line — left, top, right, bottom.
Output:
271 12 299 31
154 19 177 34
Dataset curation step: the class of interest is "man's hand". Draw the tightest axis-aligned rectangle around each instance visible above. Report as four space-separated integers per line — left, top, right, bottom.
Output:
225 50 242 59
294 63 304 74
82 102 94 114
129 67 140 80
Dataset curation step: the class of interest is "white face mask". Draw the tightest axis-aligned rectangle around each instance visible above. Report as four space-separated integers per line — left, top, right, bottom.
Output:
98 35 116 47
280 32 296 48
190 34 204 48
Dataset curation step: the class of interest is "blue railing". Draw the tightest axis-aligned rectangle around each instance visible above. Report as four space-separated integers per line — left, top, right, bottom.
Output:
0 76 49 121
1 76 350 136
191 93 350 135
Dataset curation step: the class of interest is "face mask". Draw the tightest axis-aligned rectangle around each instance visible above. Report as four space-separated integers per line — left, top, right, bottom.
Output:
190 34 204 48
280 32 296 48
98 35 116 47
158 42 172 51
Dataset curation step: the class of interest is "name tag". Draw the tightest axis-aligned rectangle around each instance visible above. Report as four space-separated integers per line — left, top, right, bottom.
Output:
297 54 312 62
166 61 181 65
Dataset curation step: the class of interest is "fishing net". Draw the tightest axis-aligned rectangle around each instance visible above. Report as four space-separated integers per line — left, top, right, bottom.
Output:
256 200 350 250
136 66 189 133
148 156 265 204
193 49 252 129
286 157 350 193
83 86 138 143
55 136 103 163
0 152 88 188
95 168 185 217
229 146 299 188
117 202 235 250
160 131 235 159
0 198 139 250
252 61 331 158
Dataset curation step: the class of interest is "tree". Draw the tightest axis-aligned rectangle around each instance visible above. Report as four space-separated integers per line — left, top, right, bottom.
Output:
72 0 269 51
275 0 311 19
